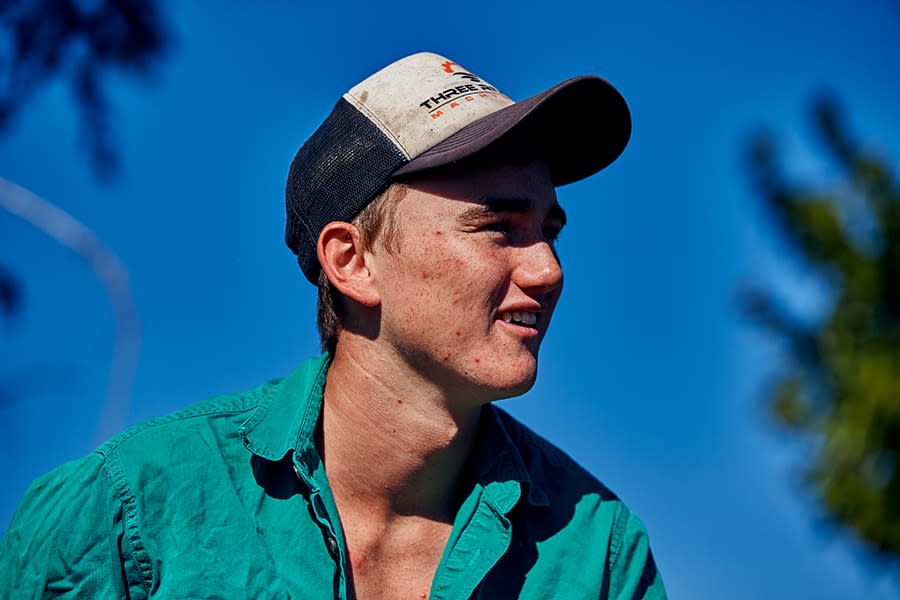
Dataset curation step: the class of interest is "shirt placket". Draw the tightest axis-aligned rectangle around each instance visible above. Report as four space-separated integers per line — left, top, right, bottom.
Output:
293 458 350 600
429 481 520 600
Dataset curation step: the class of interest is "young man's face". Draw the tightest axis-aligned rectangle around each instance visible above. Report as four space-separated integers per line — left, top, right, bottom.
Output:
368 159 565 405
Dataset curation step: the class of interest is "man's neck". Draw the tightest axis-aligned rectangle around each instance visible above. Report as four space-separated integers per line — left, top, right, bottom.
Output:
319 338 484 524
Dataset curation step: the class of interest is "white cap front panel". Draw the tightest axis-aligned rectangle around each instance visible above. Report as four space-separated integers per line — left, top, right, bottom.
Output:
344 52 514 159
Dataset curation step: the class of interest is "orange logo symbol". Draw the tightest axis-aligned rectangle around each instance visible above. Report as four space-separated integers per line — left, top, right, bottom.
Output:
441 60 461 73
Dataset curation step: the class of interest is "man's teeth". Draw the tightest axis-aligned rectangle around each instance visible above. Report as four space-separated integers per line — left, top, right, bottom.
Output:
501 311 537 326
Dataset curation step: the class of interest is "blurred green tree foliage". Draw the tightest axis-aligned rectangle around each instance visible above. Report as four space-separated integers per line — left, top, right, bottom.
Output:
744 95 900 560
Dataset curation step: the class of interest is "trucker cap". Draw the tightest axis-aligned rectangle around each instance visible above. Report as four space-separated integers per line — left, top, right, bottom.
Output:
285 51 631 283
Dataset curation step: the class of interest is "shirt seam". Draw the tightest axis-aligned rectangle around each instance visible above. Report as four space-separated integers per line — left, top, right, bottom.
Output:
102 451 154 595
608 503 629 576
99 397 261 456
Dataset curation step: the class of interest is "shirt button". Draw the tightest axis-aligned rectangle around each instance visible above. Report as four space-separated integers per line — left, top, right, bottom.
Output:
326 535 339 557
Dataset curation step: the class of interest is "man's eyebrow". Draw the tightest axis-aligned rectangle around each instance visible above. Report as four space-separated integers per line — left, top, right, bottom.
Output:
458 198 568 226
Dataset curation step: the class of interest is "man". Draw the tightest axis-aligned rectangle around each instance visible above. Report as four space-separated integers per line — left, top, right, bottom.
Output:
1 52 665 598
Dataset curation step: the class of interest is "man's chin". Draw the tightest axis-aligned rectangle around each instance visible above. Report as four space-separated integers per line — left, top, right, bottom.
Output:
480 367 538 402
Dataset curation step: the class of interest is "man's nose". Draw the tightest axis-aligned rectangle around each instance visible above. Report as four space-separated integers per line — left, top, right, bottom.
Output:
513 241 564 295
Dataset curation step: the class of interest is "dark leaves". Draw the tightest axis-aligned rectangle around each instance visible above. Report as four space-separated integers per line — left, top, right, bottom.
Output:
0 266 21 321
0 0 172 179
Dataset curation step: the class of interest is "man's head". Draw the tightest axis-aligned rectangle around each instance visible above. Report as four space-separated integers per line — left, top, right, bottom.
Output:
316 158 564 400
285 52 630 359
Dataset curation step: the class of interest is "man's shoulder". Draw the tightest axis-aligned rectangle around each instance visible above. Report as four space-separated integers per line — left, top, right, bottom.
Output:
1 374 298 596
104 382 270 452
93 377 282 473
24 354 328 504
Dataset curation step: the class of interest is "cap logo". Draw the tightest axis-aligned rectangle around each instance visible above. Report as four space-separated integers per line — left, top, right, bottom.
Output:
343 52 513 160
418 60 502 119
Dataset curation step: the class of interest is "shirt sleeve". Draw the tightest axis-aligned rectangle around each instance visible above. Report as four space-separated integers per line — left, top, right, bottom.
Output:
608 508 667 600
0 452 147 599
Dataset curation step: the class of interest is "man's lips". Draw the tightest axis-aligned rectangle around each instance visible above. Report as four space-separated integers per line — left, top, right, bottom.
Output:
496 308 542 337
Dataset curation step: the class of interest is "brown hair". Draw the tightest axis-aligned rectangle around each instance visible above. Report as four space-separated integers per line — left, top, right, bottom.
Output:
316 183 407 354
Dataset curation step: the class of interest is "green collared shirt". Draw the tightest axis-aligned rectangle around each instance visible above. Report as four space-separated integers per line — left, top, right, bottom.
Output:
1 354 665 599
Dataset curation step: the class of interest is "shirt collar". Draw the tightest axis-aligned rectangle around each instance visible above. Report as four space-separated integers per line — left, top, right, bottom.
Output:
477 405 550 508
238 353 331 462
238 353 548 507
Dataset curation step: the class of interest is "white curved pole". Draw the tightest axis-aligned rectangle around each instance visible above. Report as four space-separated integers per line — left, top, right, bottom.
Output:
0 177 140 446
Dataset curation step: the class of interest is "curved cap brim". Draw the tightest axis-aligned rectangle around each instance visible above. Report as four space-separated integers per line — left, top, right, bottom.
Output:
392 75 631 186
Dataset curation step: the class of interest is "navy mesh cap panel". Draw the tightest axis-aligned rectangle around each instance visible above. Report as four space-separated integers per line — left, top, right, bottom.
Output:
285 97 407 283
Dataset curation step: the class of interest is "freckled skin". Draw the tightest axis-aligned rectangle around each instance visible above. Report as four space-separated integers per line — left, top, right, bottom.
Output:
368 160 563 409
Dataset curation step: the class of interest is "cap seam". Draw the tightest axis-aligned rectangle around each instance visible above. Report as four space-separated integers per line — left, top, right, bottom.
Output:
342 91 411 160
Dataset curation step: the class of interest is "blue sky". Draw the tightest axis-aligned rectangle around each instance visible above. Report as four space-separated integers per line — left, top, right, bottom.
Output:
2 1 899 598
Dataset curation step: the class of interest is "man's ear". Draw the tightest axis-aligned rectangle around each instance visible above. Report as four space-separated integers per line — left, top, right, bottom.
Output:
317 222 381 307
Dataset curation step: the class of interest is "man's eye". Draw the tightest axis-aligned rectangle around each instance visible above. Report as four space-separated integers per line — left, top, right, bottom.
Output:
483 221 511 235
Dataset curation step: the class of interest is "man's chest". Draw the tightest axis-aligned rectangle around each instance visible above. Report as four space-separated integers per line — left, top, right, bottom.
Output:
342 519 453 600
